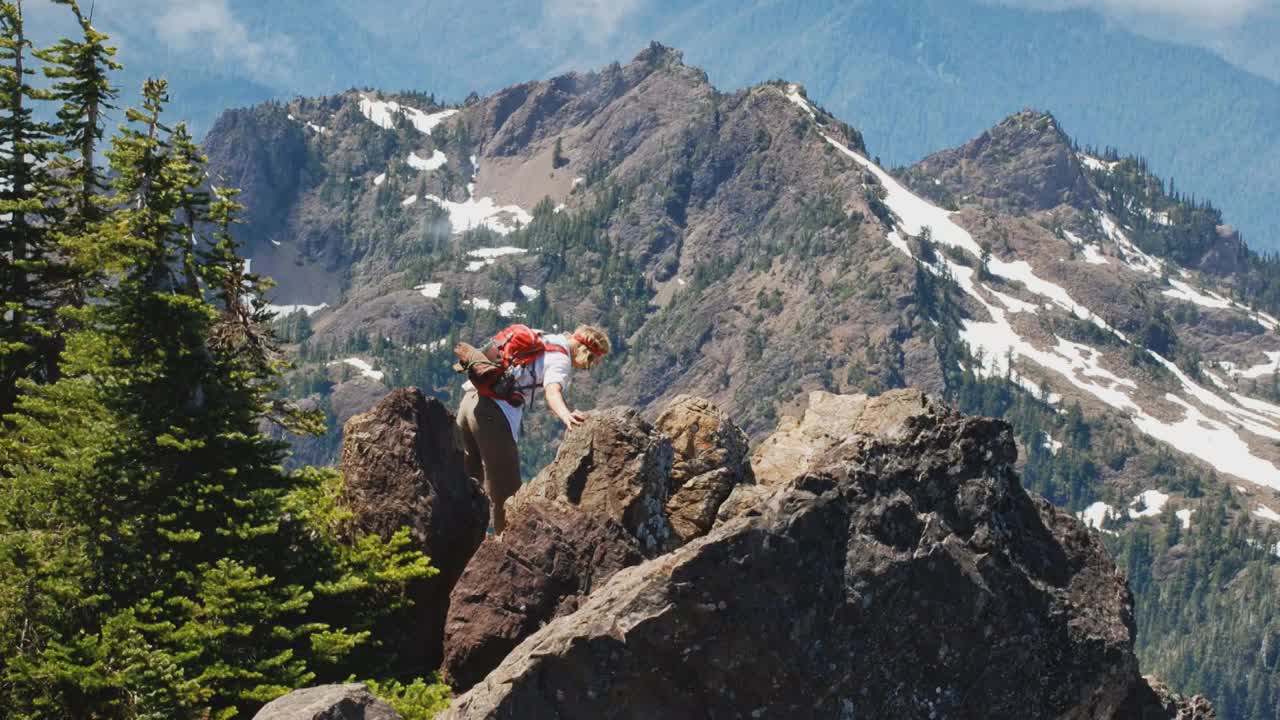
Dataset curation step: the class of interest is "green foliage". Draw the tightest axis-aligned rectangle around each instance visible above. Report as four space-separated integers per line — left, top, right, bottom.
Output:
0 12 445 716
359 676 452 719
1110 490 1280 720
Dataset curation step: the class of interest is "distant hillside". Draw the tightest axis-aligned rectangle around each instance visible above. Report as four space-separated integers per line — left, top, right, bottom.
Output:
38 0 1280 253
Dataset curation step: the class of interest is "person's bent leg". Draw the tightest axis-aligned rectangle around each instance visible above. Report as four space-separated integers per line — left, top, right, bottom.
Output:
471 397 521 534
456 391 485 488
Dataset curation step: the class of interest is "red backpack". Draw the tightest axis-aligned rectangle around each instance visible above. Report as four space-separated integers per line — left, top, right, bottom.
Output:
459 324 567 406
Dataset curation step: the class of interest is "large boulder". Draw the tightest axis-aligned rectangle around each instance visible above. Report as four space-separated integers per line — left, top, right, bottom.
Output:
509 407 674 554
653 396 753 544
441 500 644 691
441 394 1168 719
252 684 400 720
339 388 488 669
751 388 931 485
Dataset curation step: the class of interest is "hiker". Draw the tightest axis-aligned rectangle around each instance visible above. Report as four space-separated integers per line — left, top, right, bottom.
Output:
454 324 611 535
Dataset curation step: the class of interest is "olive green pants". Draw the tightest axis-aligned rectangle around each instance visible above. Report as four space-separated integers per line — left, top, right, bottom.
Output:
456 391 521 534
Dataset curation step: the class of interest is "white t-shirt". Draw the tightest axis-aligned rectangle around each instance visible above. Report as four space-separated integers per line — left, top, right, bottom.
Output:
463 333 573 443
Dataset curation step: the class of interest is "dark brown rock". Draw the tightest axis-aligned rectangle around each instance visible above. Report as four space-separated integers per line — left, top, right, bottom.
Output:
441 395 1153 719
510 406 673 554
252 684 400 720
654 396 753 544
1118 676 1217 719
339 388 488 669
441 500 643 691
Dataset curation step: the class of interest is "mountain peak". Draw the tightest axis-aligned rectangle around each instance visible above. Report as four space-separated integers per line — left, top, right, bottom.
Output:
632 41 684 68
905 108 1090 212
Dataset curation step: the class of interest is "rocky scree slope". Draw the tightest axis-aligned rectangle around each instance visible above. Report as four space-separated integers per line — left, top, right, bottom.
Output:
262 389 1213 719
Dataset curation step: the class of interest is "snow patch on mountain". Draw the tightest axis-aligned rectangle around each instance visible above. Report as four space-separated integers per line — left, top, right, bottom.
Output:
401 195 418 207
1097 212 1164 276
823 131 1280 489
1220 352 1280 379
359 95 458 136
424 194 533 235
335 358 384 382
374 173 386 186
1176 508 1194 529
1128 490 1170 519
1042 433 1062 455
988 286 1039 314
1078 154 1118 173
1133 395 1280 490
1079 501 1118 531
519 285 540 300
468 247 528 260
784 84 817 118
824 133 1120 338
1064 231 1108 265
408 150 447 172
1164 278 1233 309
265 303 328 317
415 282 443 299
1254 505 1280 523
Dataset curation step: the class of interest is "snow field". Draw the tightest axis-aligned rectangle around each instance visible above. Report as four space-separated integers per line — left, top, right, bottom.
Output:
359 95 458 135
334 358 384 382
822 131 1280 489
424 194 534 235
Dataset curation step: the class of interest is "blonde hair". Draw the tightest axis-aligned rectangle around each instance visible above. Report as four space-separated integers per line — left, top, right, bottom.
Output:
571 324 611 368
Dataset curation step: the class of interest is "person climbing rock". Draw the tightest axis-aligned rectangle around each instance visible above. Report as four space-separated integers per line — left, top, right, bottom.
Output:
453 324 611 534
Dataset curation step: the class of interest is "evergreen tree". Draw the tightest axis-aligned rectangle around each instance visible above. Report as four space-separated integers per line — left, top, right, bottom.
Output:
35 0 119 307
0 0 65 414
1 71 436 717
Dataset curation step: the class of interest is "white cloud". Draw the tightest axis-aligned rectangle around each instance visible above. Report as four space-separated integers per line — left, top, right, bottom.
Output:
541 0 645 42
150 0 294 80
991 0 1273 26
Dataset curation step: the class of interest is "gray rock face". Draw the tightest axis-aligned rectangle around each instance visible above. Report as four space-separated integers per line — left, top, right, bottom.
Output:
252 684 400 720
339 388 489 669
751 388 934 486
510 407 674 554
441 394 1154 719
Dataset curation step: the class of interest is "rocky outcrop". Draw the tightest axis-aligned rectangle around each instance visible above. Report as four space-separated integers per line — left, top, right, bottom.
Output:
441 393 1162 719
339 388 488 669
654 395 753 544
907 109 1091 212
252 684 400 720
1120 677 1217 719
443 408 671 690
751 389 932 485
509 407 674 554
441 501 643 691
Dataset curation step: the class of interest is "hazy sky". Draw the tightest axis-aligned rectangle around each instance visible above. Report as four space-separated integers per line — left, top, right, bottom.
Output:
986 0 1280 81
23 0 1280 88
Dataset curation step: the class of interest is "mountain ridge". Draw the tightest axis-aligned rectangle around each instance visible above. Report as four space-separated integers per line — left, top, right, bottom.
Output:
203 46 1280 716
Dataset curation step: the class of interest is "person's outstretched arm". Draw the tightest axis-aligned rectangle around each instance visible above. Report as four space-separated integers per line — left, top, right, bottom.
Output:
544 383 586 430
